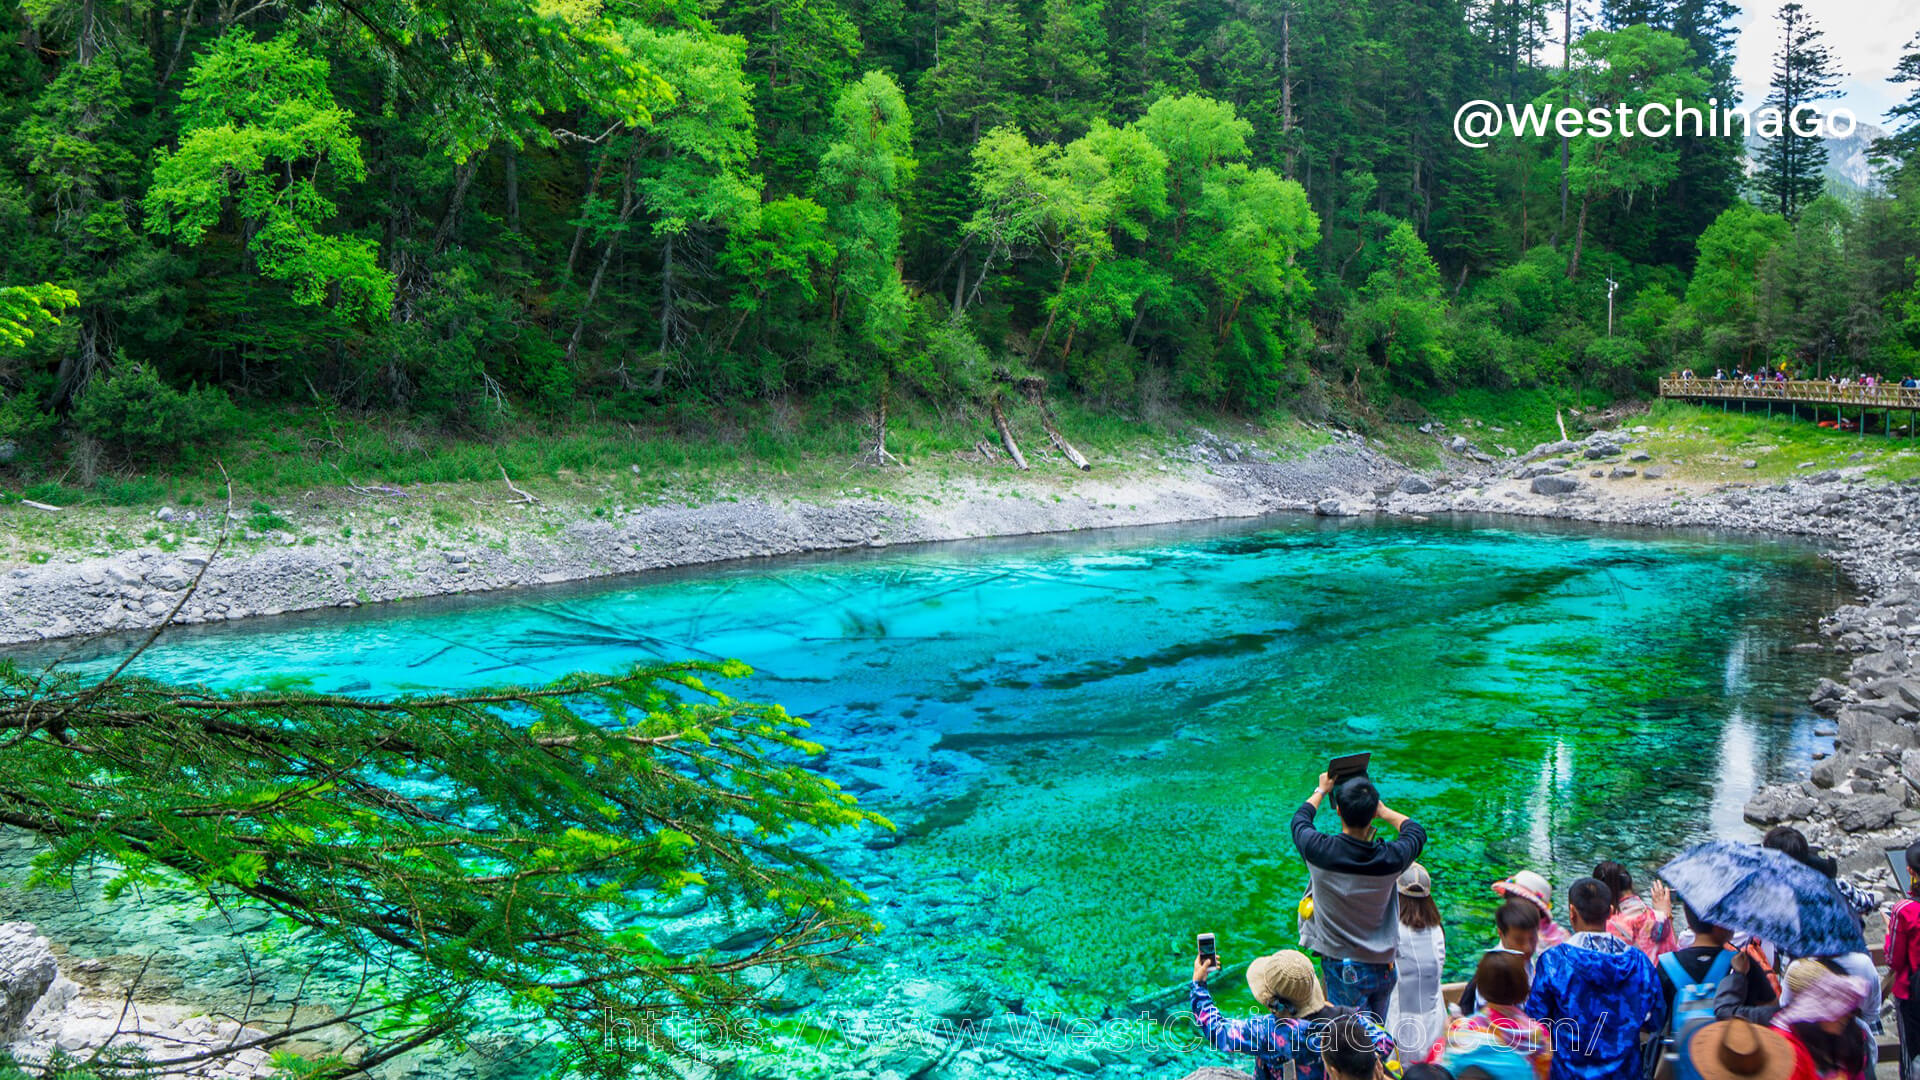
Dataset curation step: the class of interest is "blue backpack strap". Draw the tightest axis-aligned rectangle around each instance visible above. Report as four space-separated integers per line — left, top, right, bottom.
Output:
1703 948 1735 985
1659 952 1689 988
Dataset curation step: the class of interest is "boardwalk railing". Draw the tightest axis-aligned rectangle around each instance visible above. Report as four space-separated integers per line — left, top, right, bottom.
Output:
1659 376 1920 411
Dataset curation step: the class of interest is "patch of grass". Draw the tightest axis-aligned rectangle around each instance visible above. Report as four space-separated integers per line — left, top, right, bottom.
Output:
1411 386 1614 452
1640 400 1920 482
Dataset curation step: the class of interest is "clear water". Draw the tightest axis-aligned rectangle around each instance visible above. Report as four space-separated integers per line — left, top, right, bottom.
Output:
21 513 1846 1019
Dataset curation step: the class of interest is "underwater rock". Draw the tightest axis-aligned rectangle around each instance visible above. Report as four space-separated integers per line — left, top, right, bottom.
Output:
648 907 776 954
893 978 992 1021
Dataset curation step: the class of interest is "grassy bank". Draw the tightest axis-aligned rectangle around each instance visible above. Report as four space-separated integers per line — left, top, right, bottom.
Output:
1637 400 1920 484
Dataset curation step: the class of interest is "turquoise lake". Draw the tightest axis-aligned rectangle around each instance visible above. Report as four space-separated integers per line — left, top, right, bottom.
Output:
20 512 1849 1020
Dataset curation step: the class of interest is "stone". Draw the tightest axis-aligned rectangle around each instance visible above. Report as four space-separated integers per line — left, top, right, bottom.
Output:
1744 786 1817 826
1314 499 1355 517
0 922 58 1041
1810 677 1851 714
1178 1070 1256 1080
1584 445 1619 460
1644 466 1668 479
1629 450 1651 463
648 908 775 954
1835 793 1901 833
1743 460 1758 469
1530 475 1579 496
155 506 177 523
1610 466 1637 479
894 978 991 1021
1397 476 1434 495
1449 435 1468 453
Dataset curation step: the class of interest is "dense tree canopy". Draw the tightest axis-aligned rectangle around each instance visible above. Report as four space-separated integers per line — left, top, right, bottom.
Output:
0 0 1916 465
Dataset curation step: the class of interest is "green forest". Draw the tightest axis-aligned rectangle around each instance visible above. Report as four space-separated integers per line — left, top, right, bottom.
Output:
3 0 1919 470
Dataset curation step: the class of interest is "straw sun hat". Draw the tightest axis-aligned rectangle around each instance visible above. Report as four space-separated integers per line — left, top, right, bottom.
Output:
1247 949 1328 1017
1686 1019 1801 1080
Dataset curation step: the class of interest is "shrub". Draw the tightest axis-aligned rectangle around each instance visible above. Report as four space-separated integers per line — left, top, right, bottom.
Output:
71 362 234 458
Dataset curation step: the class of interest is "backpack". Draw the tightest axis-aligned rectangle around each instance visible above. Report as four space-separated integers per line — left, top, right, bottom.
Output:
1663 950 1735 1080
1663 950 1735 1036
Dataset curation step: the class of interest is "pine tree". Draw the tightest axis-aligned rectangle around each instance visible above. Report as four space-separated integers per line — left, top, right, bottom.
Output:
1753 2 1842 220
1875 31 1920 168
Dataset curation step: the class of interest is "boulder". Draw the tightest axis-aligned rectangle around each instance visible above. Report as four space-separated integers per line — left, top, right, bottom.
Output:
1809 677 1851 713
1397 476 1434 495
1449 435 1469 453
0 923 57 1042
1744 786 1817 826
894 978 991 1021
1901 748 1920 793
1835 793 1901 833
1584 445 1620 460
1530 475 1579 496
1629 450 1652 463
1644 466 1668 480
1610 466 1638 479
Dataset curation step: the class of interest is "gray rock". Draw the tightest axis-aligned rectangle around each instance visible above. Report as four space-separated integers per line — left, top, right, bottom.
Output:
1449 435 1469 453
1835 793 1901 833
1644 466 1668 479
0 441 17 464
1584 445 1620 460
155 506 177 523
0 922 57 1041
1743 460 1759 469
1629 450 1652 463
1610 466 1637 479
894 979 991 1021
1179 1072 1256 1080
1531 475 1579 496
1744 786 1817 825
1397 476 1434 495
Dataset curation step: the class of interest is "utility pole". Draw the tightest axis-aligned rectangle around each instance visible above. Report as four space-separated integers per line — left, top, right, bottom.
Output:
1606 277 1618 336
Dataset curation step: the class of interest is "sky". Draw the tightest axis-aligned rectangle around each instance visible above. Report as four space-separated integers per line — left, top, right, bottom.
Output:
1730 0 1918 130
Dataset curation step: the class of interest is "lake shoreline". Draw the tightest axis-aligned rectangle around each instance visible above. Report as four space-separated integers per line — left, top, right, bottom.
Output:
6 420 1920 1078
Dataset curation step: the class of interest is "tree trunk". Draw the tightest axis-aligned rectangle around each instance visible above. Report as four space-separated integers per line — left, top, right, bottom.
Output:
431 155 481 255
565 155 637 370
1555 0 1571 246
1029 261 1074 360
505 148 520 233
1024 382 1090 470
566 154 610 279
871 374 894 466
1566 191 1590 279
990 395 1029 470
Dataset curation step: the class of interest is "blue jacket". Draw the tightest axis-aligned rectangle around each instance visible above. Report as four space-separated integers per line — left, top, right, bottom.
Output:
1524 932 1663 1080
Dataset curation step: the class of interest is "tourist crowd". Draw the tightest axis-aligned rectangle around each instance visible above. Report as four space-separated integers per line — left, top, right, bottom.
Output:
1671 367 1920 389
1186 770 1920 1080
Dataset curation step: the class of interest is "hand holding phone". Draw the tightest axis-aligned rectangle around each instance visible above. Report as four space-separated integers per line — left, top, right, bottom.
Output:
1192 933 1221 984
1328 752 1371 785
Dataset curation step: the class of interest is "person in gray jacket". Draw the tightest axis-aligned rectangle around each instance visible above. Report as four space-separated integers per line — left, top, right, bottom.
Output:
1292 770 1428 1020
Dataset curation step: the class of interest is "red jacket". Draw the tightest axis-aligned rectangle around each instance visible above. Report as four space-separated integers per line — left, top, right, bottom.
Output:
1886 894 1920 999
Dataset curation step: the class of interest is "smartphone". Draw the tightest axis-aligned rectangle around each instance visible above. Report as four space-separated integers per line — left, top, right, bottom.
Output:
1890 847 1912 895
1328 752 1371 784
1197 932 1216 959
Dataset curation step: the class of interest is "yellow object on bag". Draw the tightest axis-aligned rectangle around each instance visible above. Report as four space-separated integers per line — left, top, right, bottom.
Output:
1297 892 1314 924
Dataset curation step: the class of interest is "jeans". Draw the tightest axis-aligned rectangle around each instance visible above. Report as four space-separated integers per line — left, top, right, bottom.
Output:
1323 956 1397 1021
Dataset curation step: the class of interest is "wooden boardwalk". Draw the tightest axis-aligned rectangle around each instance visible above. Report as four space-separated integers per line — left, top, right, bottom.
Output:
1659 377 1920 435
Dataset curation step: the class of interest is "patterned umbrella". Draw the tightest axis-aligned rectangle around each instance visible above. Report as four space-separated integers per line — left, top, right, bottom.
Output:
1658 840 1867 958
